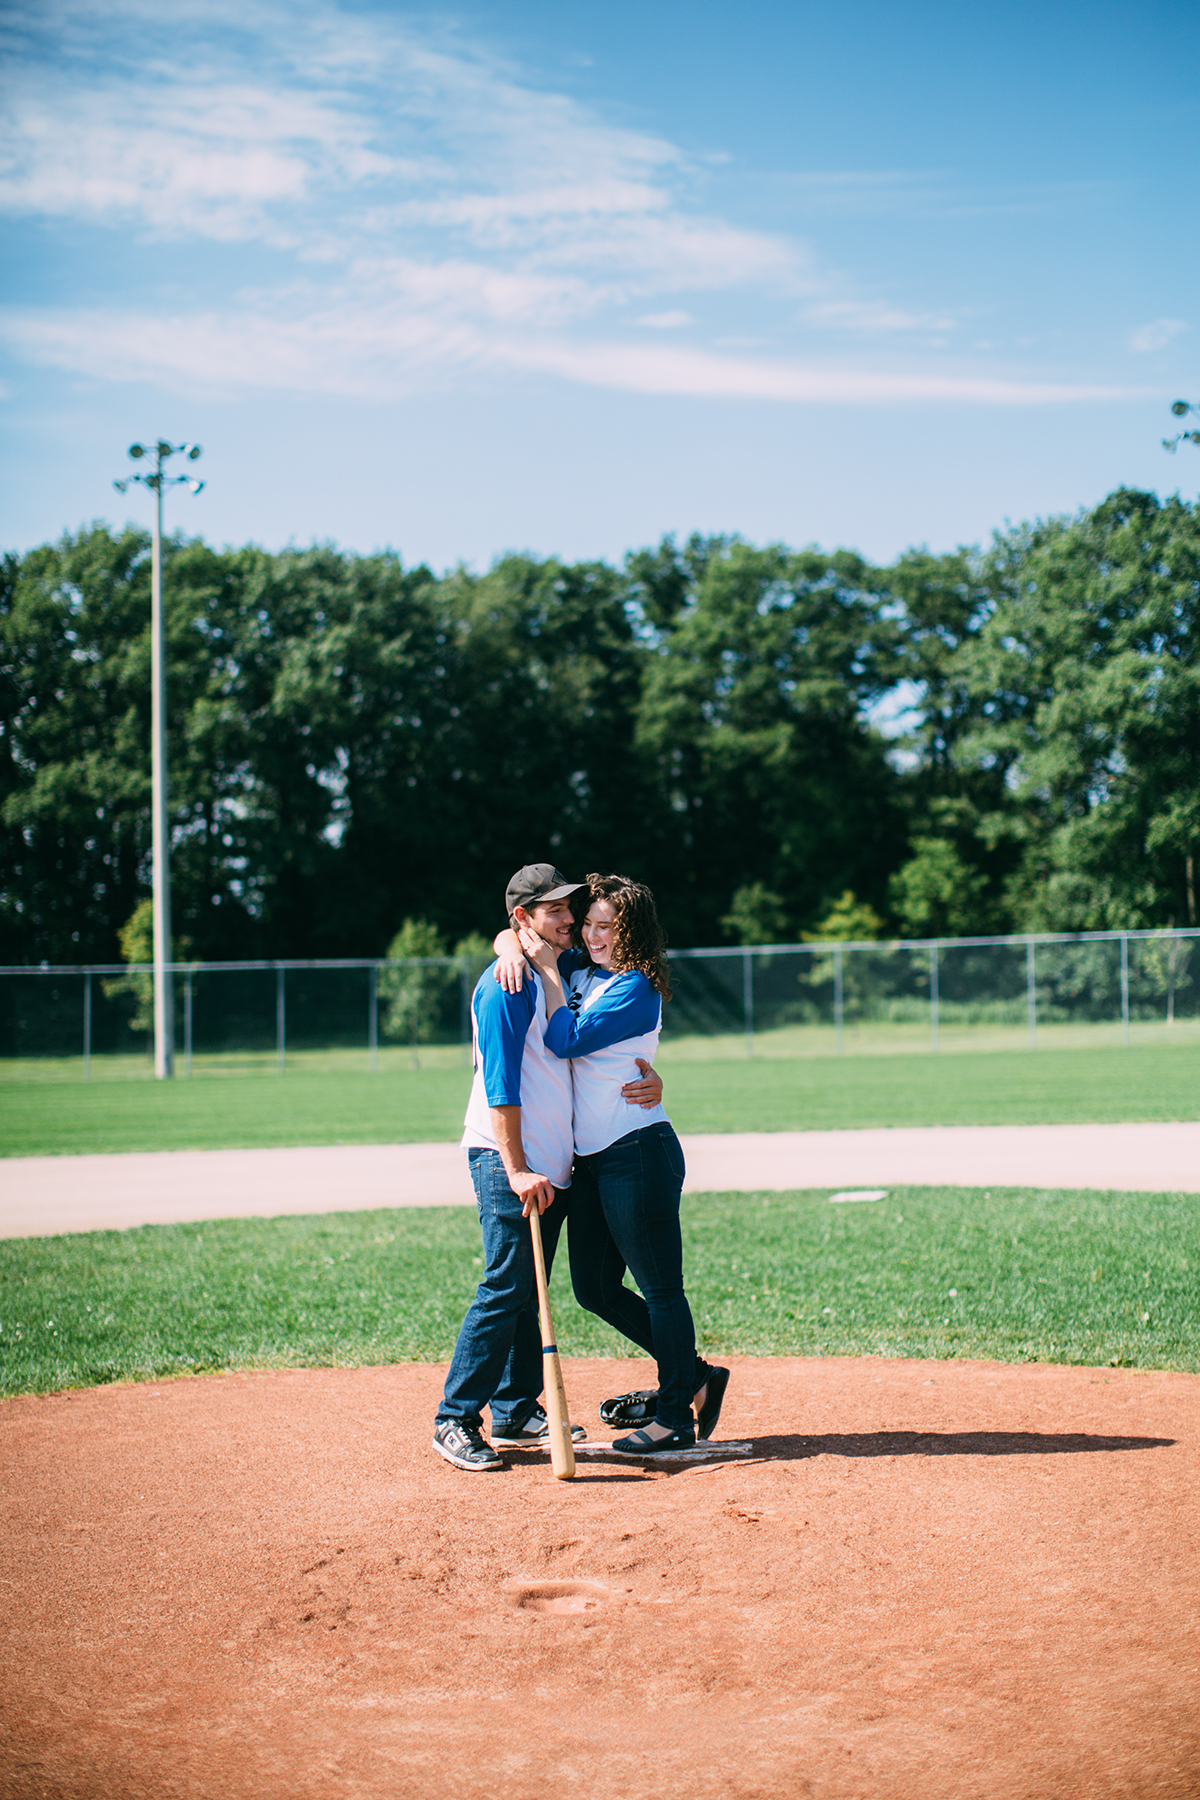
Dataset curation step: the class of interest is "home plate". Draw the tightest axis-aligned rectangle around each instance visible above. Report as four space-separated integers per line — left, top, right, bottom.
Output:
829 1189 888 1203
574 1440 755 1461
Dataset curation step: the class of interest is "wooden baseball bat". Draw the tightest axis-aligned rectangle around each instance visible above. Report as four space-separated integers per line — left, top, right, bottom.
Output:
528 1204 575 1481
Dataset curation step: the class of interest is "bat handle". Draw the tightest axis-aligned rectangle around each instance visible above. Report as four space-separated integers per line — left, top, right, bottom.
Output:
528 1204 552 1334
527 1204 575 1481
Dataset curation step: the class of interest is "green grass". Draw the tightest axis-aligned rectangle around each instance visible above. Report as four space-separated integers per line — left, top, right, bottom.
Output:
1 1185 1196 1398
0 1066 475 1156
3 1040 1199 1157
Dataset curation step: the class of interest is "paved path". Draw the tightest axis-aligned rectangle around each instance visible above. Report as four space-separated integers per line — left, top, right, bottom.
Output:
2 1121 1197 1238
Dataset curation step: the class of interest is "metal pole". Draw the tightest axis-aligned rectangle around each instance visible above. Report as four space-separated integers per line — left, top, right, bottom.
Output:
83 970 92 1081
742 947 754 1059
276 964 286 1073
150 459 174 1078
1026 938 1036 1050
461 959 472 1068
184 969 193 1078
1120 932 1129 1045
929 941 939 1051
834 942 844 1054
368 963 378 1072
116 440 202 1072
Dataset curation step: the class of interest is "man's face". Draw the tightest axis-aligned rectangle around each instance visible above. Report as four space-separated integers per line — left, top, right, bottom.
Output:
516 897 576 949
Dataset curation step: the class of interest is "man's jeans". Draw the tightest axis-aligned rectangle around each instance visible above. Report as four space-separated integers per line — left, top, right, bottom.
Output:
438 1149 568 1433
567 1121 702 1436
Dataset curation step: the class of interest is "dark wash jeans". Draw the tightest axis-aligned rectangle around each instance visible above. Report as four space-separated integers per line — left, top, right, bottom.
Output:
438 1148 568 1433
568 1121 703 1437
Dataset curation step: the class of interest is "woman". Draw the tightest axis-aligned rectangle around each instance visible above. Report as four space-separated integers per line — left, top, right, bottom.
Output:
502 873 728 1452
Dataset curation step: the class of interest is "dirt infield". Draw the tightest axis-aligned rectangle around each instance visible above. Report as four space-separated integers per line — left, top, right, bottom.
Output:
2 1355 1198 1800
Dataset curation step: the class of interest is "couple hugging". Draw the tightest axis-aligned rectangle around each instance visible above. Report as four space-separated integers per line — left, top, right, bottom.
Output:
432 862 729 1472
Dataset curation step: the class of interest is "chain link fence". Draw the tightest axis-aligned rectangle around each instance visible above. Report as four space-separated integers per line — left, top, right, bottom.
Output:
663 929 1198 1058
1 929 1197 1077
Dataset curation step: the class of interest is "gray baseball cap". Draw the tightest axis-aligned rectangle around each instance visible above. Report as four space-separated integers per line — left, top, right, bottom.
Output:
505 863 584 914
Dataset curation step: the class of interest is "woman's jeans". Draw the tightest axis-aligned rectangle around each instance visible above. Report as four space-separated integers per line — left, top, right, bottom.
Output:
568 1121 703 1436
438 1148 568 1433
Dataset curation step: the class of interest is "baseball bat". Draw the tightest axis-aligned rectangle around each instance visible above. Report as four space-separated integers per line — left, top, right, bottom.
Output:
528 1204 575 1481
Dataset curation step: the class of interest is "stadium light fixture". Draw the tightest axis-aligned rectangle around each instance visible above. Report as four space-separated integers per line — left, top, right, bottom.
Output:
112 440 205 1079
1163 399 1200 455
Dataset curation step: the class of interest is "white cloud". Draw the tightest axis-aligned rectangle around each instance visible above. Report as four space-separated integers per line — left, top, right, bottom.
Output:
0 72 403 244
0 0 1144 412
499 340 1138 407
1129 318 1189 354
0 302 1145 408
806 299 959 334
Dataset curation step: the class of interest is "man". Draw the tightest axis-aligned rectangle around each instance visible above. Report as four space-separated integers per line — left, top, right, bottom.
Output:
432 863 663 1471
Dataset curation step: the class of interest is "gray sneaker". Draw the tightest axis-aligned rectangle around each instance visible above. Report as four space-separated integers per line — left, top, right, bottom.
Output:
490 1404 587 1448
432 1419 503 1471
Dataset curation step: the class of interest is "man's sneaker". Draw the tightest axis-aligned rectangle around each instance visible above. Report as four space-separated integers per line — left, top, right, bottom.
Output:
432 1419 503 1471
490 1404 588 1448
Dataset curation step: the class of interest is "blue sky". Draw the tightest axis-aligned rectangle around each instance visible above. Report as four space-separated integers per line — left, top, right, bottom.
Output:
1 0 1197 569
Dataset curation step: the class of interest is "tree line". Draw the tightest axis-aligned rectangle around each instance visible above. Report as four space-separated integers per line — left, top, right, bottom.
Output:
2 485 1198 966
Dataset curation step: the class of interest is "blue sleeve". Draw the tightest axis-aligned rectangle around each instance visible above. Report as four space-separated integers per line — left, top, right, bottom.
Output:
556 948 588 979
543 971 660 1059
473 969 534 1105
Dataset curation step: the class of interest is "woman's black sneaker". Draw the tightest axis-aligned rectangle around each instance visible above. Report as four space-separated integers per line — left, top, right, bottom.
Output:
695 1366 730 1440
432 1419 503 1471
610 1427 696 1454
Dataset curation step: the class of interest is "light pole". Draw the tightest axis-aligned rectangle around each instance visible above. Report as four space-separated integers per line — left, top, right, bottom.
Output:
114 440 204 1078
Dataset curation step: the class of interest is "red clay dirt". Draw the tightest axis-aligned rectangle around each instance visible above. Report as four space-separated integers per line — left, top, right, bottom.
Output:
1 1355 1197 1800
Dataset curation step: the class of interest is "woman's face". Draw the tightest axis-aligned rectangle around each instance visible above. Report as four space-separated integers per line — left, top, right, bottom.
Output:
582 898 618 968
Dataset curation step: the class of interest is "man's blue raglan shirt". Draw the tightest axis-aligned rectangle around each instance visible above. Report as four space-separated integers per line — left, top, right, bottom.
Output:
472 968 535 1105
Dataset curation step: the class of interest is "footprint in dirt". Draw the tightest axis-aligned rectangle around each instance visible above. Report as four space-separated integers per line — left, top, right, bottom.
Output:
504 1579 615 1615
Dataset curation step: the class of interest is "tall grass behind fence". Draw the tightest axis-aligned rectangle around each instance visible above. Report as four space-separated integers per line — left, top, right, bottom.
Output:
1 929 1197 1078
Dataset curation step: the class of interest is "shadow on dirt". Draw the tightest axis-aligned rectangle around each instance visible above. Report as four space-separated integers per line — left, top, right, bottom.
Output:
746 1431 1176 1462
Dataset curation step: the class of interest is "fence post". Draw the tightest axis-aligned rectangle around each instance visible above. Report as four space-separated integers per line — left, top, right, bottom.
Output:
276 965 286 1074
460 959 472 1067
184 969 193 1078
368 963 378 1072
83 970 92 1081
1120 932 1129 1045
834 943 844 1054
742 948 754 1059
929 942 939 1051
1026 938 1036 1050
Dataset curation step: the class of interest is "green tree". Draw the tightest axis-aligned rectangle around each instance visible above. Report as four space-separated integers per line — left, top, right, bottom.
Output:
804 891 884 942
888 836 989 938
801 891 887 1021
100 899 194 1042
882 547 1016 935
961 489 1200 931
378 918 454 1048
100 899 155 1035
720 882 790 945
632 538 906 942
1 526 157 962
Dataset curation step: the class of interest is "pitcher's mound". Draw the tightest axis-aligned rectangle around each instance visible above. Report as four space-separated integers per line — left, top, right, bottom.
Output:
2 1356 1197 1799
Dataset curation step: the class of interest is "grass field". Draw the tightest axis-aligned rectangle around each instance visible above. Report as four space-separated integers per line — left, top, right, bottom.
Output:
2 1040 1199 1157
0 1184 1194 1399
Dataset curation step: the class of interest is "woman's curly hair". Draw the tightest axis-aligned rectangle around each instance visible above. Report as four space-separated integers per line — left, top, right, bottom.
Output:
574 872 672 1001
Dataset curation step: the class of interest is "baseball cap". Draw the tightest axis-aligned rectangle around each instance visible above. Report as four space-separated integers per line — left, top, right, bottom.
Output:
504 863 584 915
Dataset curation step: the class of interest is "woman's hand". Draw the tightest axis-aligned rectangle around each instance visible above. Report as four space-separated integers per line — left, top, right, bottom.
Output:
516 925 559 976
492 928 527 994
